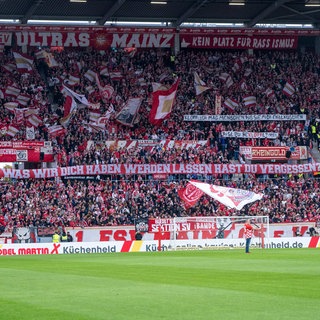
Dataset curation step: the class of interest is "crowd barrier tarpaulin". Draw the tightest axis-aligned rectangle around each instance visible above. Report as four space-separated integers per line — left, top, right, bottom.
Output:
3 223 313 244
0 237 319 256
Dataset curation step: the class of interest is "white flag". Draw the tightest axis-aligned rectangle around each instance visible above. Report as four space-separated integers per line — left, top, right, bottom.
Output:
189 180 263 210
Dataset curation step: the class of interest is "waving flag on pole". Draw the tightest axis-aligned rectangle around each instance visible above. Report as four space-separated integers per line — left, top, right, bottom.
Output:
282 81 295 97
149 78 180 126
189 180 263 210
194 72 210 95
62 85 89 106
60 95 77 128
13 51 34 72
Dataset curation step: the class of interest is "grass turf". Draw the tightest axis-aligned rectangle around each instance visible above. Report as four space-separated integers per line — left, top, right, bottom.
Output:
0 248 319 320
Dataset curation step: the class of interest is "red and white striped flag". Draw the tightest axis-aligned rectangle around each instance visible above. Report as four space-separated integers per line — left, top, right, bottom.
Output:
64 74 80 86
219 72 230 82
5 85 20 97
26 114 42 128
2 63 16 73
47 125 66 138
4 101 19 112
109 71 123 81
13 51 34 72
223 97 239 112
243 95 257 107
17 93 31 106
283 81 295 97
100 66 109 77
225 76 234 89
84 69 97 83
264 88 275 99
89 109 101 123
6 124 19 137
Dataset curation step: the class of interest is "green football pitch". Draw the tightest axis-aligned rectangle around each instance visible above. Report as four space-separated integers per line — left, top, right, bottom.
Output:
0 248 319 320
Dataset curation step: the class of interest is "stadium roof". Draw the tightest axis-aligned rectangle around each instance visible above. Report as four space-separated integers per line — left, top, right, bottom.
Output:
0 0 320 28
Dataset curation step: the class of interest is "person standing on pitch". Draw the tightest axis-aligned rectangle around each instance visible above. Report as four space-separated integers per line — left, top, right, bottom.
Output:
244 219 259 253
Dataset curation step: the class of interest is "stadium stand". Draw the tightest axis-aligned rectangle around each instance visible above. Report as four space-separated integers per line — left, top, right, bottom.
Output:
0 41 320 232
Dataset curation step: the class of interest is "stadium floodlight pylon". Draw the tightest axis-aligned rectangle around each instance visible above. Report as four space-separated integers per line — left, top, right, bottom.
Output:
149 216 269 251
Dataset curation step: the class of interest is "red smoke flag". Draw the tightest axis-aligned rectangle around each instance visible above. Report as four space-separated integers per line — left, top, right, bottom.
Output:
178 182 204 209
149 78 180 126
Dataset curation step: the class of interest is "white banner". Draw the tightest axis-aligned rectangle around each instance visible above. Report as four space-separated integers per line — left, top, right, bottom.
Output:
222 131 278 139
184 114 306 122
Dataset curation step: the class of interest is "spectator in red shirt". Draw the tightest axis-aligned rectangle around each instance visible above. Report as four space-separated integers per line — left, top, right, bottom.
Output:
244 219 260 254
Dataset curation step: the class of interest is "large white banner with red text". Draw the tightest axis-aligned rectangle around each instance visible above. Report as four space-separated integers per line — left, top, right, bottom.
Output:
0 162 318 179
0 27 175 49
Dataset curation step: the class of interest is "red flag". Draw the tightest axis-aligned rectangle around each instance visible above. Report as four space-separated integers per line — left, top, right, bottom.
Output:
149 78 180 126
178 182 204 209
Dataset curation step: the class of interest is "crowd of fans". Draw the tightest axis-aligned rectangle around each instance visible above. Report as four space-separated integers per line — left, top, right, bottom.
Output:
0 176 320 232
0 45 320 231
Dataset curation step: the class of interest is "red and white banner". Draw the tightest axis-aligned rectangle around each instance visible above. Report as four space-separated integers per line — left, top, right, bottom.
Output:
240 146 308 160
180 34 298 49
0 26 320 50
0 149 53 162
1 162 320 178
0 140 53 162
0 141 51 148
189 180 263 210
3 28 175 49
